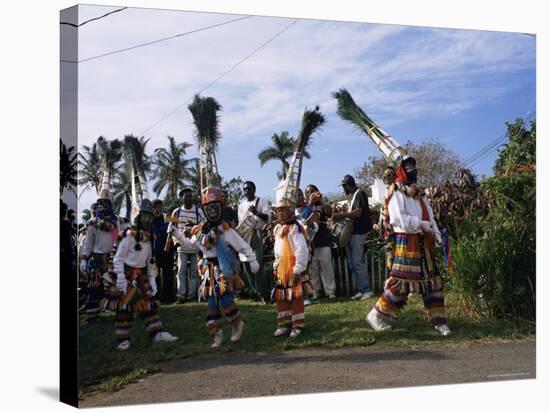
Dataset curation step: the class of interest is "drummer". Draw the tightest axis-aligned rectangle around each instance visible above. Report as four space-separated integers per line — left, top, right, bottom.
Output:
332 174 374 300
238 181 271 303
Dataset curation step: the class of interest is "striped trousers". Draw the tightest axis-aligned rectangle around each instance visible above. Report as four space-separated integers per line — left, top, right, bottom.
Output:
374 276 447 326
276 296 305 330
114 267 164 343
206 292 241 335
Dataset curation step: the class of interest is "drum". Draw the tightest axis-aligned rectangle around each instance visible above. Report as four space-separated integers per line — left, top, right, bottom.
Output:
329 218 354 248
236 215 256 243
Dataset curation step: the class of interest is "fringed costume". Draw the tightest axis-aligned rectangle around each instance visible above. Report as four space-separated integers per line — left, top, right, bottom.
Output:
272 221 309 333
172 219 258 337
79 203 119 324
109 199 178 351
367 159 450 335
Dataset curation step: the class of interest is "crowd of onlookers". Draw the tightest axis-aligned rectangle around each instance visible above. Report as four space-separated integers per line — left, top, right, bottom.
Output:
68 174 376 308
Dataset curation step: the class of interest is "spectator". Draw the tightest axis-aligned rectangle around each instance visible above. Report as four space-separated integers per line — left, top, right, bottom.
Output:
305 184 336 299
171 187 204 303
332 175 374 300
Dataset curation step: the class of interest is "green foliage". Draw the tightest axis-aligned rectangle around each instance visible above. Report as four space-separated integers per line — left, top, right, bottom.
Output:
78 142 101 197
152 136 195 199
450 173 536 321
494 119 536 175
222 176 245 207
60 139 77 196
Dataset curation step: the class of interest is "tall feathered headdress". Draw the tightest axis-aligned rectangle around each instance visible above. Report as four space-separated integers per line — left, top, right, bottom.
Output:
188 94 223 204
274 105 326 208
123 134 151 221
96 136 122 200
332 88 408 167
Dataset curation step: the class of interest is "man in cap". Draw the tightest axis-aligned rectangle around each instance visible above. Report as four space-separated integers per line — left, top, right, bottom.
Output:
332 175 374 300
110 199 178 351
171 187 205 303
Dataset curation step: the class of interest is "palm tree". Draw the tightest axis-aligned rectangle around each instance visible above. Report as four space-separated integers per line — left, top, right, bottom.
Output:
258 131 311 180
188 94 222 189
151 136 195 200
78 142 101 197
187 158 202 201
60 139 77 196
111 167 133 219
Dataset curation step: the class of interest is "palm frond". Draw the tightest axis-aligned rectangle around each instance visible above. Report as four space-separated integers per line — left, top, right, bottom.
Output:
187 94 222 150
258 147 283 166
296 105 326 154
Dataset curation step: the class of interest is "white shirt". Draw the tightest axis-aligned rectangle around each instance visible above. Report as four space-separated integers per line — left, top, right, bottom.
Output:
172 227 258 263
113 233 157 277
171 204 205 253
238 197 270 232
80 221 117 257
273 224 309 274
388 190 441 239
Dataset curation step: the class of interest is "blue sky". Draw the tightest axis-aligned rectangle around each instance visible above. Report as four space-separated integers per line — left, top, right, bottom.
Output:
71 5 536 212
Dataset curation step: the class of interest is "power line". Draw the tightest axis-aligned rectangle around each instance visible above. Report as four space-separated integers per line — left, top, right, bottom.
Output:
139 19 298 136
60 15 252 64
462 111 536 169
60 7 127 28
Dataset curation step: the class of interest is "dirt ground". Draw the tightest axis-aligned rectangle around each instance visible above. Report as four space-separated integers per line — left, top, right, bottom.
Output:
80 339 535 408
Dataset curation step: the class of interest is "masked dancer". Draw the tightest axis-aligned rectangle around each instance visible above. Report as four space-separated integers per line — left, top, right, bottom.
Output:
79 188 119 325
109 199 178 351
171 94 260 348
272 106 325 337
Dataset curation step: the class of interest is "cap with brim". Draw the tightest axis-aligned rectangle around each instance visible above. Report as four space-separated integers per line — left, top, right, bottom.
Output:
178 187 193 197
341 175 355 185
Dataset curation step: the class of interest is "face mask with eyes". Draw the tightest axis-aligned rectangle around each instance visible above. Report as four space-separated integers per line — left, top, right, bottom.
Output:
203 202 222 223
401 158 418 184
137 211 154 232
96 199 114 219
383 167 397 185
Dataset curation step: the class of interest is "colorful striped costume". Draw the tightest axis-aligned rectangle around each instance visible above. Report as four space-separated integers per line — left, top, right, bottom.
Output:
273 222 309 330
374 185 447 326
79 218 119 324
172 222 257 336
109 230 167 345
111 265 164 344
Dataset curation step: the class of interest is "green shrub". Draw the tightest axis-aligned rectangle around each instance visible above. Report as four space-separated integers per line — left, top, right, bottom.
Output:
449 173 535 321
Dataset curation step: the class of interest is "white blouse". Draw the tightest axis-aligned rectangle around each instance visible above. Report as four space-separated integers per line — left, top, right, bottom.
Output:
388 190 441 240
113 235 157 277
172 227 257 263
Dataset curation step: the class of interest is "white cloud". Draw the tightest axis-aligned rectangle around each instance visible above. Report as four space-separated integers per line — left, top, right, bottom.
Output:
74 5 535 207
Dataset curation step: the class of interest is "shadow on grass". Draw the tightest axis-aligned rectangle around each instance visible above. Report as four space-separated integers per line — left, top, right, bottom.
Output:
78 296 534 393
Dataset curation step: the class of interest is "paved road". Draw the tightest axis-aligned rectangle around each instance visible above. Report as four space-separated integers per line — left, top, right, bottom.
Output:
81 340 535 407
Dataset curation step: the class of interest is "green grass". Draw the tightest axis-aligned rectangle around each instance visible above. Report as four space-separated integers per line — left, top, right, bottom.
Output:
79 292 535 395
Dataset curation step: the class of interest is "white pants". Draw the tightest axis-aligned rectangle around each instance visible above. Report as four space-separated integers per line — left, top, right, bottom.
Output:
310 246 336 296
